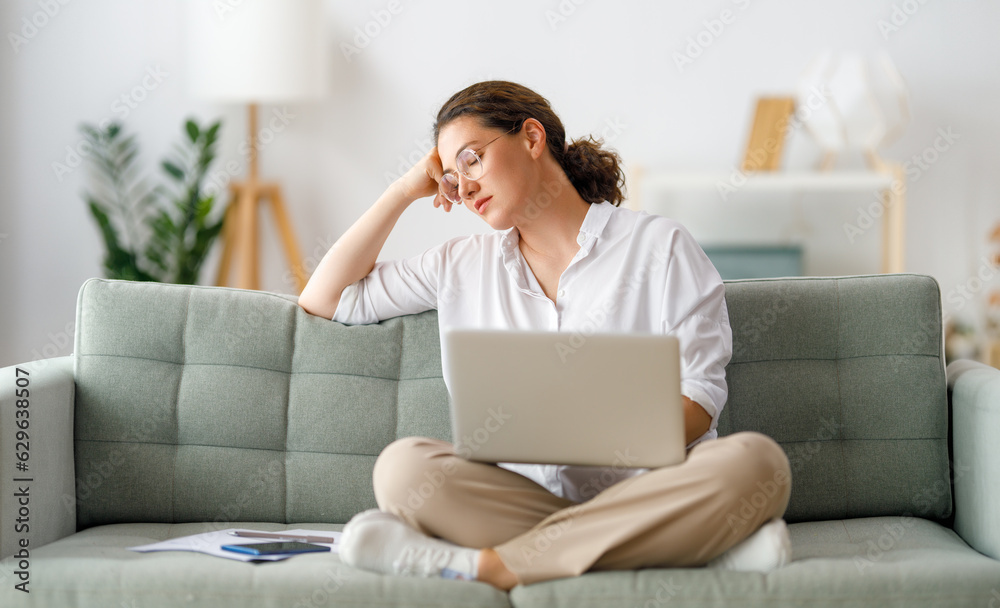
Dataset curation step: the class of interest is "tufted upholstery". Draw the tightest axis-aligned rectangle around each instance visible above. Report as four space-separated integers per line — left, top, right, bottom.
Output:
719 275 950 523
73 279 450 528
71 274 951 531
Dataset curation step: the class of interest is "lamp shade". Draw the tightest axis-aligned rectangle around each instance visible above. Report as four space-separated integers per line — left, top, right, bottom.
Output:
185 0 328 103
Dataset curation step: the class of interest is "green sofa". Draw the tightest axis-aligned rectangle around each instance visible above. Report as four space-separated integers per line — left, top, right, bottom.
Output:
1 274 998 607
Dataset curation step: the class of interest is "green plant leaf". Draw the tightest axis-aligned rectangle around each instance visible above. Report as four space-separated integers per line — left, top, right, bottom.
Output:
162 160 184 181
79 124 101 140
81 117 228 285
87 197 156 281
195 195 215 225
87 198 122 253
204 122 221 148
79 121 163 282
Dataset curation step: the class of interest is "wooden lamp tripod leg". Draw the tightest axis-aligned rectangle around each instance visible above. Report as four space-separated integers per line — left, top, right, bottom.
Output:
264 185 308 292
214 183 240 287
236 182 261 291
214 104 308 292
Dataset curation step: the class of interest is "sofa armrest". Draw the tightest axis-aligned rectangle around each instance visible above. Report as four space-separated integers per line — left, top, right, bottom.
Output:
947 359 1000 560
0 357 76 560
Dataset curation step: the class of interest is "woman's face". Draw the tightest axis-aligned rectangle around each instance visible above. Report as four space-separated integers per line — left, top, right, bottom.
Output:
436 115 540 229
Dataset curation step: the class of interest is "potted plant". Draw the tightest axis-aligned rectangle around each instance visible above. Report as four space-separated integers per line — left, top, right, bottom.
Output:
79 118 227 284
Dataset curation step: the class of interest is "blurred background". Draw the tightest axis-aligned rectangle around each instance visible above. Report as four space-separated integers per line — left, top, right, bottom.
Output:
1 0 998 368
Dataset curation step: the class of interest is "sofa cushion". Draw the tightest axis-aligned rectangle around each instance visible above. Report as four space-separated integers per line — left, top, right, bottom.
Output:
73 279 451 528
719 275 951 523
0 522 510 608
509 517 1000 608
3 517 997 608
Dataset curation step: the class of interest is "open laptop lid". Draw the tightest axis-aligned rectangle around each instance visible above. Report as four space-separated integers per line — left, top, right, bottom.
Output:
443 329 686 468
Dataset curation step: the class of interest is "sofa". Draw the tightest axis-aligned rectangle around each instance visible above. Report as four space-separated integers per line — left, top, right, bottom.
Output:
1 274 998 607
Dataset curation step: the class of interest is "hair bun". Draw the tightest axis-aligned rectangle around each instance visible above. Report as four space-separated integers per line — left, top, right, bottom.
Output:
558 135 626 206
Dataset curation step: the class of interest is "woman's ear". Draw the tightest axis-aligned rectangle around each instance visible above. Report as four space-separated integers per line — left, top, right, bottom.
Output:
520 118 547 159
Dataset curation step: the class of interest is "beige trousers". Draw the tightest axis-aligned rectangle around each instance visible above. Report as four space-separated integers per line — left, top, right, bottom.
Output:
372 431 791 585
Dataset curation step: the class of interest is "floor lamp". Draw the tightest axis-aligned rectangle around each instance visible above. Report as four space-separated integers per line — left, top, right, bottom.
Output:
214 103 307 292
185 0 328 292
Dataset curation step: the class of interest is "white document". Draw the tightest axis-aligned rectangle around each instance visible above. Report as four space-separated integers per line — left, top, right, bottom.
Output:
129 528 342 562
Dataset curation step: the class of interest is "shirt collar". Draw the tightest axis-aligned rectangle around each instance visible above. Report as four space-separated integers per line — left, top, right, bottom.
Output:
498 200 615 293
578 200 614 241
499 200 614 254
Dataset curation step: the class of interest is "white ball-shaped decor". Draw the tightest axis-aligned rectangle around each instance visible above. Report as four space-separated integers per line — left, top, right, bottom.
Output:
796 50 910 167
797 50 845 153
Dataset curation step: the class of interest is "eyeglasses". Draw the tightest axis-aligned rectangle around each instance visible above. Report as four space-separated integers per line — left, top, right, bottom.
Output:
439 124 519 204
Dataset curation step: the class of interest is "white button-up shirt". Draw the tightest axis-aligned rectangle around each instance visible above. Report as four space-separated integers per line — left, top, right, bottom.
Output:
333 200 732 502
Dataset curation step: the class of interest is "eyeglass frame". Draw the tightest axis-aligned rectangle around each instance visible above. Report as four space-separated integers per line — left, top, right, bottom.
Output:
439 122 521 203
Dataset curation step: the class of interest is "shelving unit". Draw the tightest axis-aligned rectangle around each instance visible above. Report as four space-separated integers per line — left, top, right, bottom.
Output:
628 165 906 273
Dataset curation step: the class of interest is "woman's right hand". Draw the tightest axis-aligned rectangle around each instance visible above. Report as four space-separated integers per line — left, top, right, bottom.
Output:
395 146 458 212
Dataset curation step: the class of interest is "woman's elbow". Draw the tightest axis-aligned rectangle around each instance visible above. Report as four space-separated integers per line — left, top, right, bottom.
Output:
295 295 319 316
297 293 337 319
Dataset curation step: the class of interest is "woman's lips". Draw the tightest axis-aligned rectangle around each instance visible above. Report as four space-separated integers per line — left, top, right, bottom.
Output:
474 196 492 213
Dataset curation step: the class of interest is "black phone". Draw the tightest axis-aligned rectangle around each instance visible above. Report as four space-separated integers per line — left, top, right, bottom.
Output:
221 541 331 556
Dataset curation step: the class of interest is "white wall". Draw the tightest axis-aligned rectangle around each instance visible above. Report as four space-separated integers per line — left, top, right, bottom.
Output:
1 0 998 367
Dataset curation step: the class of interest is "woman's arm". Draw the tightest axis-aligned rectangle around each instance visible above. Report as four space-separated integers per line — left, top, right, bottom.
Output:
298 147 452 319
683 396 713 446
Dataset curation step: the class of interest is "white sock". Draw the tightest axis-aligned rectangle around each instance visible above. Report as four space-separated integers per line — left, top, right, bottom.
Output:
707 518 792 572
340 509 480 581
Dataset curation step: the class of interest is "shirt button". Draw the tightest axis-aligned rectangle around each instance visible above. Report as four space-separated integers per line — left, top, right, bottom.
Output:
557 289 566 298
577 234 586 245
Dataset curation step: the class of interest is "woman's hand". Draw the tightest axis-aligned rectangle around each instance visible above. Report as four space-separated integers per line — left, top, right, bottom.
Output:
395 146 458 212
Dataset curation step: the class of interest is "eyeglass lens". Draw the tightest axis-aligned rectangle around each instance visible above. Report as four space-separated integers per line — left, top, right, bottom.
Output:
440 150 484 203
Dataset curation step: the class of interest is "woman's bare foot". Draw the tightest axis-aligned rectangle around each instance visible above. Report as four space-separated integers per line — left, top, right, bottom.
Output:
477 548 519 590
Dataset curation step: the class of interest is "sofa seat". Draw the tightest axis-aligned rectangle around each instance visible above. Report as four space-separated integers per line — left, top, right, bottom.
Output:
512 517 1000 608
7 521 509 608
9 517 999 608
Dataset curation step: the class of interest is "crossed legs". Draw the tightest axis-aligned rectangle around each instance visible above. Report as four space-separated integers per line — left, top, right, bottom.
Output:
369 431 792 586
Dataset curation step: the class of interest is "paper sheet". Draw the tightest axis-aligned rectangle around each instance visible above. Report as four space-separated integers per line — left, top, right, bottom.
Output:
129 528 342 562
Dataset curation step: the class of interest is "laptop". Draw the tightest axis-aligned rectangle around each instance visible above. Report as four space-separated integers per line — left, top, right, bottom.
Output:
442 328 686 468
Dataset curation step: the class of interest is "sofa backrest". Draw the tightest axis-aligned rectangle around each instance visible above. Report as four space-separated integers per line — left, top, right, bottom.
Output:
72 274 951 529
718 274 950 523
73 279 450 529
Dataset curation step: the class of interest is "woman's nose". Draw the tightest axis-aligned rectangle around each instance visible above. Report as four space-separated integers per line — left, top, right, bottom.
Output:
458 174 479 200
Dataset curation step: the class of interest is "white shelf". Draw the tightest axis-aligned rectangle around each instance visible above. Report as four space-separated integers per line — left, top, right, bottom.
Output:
631 166 906 273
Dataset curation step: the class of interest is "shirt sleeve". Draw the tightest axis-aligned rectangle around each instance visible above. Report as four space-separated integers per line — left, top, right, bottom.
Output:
659 222 733 445
331 244 444 325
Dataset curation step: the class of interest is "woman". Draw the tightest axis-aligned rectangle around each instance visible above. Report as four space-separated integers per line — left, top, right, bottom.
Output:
298 81 792 590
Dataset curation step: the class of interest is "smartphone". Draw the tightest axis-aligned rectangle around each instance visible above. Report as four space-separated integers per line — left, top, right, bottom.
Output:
221 541 331 556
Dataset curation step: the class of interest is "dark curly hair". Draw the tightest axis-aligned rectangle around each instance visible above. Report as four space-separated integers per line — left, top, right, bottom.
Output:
433 81 626 207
